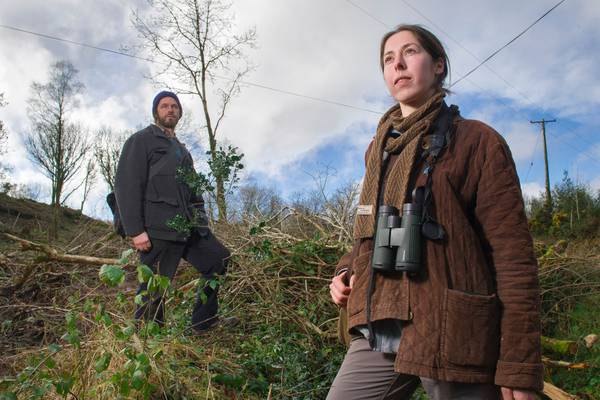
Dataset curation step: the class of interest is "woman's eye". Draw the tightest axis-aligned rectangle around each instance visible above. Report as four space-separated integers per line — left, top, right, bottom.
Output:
404 47 417 56
384 56 393 64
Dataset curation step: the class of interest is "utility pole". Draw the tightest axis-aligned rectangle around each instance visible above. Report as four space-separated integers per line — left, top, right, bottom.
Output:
530 118 556 210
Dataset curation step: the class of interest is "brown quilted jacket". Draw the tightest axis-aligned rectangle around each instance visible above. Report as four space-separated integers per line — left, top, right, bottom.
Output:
336 117 543 391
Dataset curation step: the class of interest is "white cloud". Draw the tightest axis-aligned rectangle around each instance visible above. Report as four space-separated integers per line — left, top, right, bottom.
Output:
1 0 599 218
521 182 544 200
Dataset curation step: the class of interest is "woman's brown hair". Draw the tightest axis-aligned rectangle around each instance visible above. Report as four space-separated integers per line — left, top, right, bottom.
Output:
380 24 450 93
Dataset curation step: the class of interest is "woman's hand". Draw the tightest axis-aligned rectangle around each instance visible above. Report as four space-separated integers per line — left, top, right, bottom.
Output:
501 387 539 400
329 271 355 307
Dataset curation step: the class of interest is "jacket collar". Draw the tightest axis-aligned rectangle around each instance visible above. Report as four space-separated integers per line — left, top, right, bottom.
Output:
149 123 176 139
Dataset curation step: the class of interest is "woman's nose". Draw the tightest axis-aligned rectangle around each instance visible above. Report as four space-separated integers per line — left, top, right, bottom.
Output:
394 54 406 71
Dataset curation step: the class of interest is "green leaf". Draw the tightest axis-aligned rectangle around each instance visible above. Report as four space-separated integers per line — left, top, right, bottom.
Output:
45 357 56 369
121 325 135 338
99 265 125 287
116 292 126 305
48 343 61 353
147 276 157 292
65 312 77 330
94 352 112 373
119 248 134 264
136 353 150 367
208 279 218 290
134 294 146 306
137 264 153 283
213 374 245 390
53 376 74 396
61 332 80 348
131 369 146 390
0 392 17 400
155 275 170 292
100 313 112 327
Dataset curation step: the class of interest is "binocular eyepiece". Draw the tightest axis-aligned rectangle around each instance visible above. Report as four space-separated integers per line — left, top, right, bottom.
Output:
371 203 422 274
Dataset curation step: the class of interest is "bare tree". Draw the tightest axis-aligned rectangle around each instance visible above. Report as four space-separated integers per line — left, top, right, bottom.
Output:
78 158 97 213
237 182 283 221
24 61 90 236
132 0 256 222
94 126 130 192
0 93 10 188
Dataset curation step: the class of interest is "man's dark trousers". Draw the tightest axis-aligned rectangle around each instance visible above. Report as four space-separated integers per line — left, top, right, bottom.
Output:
134 231 230 331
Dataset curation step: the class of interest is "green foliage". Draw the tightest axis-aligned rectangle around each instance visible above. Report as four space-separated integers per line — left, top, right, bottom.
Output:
529 171 600 238
98 264 125 287
544 296 600 398
166 208 206 236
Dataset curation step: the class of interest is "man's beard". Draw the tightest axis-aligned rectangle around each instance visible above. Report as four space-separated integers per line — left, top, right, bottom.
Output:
157 114 179 129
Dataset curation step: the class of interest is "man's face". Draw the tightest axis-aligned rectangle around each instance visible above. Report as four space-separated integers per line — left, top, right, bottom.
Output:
155 97 181 129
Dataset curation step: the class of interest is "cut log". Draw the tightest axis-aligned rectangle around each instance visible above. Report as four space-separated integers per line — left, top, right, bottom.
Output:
542 381 580 400
541 336 578 355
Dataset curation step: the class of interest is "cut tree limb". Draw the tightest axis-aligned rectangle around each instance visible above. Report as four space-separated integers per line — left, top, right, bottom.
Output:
2 232 121 266
542 356 589 369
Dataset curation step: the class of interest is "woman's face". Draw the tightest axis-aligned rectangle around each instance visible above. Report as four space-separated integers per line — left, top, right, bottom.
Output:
382 30 444 113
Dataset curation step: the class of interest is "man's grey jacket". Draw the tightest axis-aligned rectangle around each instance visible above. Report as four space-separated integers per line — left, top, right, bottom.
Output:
114 124 208 242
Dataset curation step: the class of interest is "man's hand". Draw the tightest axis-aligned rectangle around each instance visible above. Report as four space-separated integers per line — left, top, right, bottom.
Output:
501 387 539 400
329 271 355 307
132 232 152 252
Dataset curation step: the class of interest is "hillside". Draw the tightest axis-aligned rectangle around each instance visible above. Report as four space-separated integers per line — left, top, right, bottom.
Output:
0 193 598 399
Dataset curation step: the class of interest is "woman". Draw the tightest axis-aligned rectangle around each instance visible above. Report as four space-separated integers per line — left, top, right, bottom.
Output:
328 25 542 400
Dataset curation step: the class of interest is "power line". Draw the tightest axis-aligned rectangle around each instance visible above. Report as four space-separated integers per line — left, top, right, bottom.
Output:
398 0 534 105
0 24 156 64
0 23 382 115
524 128 542 182
450 0 568 87
344 0 389 28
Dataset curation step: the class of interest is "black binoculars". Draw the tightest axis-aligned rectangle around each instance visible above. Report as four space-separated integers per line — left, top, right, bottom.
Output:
371 203 422 274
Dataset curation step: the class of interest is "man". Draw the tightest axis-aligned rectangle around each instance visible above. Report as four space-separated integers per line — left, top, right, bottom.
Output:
115 90 233 333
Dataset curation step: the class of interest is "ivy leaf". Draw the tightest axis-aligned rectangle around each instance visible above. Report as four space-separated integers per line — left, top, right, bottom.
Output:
137 264 153 283
99 265 125 287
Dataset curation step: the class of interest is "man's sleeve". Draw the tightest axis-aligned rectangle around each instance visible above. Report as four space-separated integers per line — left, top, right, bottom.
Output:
115 134 147 237
473 135 543 391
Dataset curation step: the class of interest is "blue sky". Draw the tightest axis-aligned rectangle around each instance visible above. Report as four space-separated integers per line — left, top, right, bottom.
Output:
1 0 599 218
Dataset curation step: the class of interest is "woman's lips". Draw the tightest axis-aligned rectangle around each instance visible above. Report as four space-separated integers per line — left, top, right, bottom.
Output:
394 77 411 87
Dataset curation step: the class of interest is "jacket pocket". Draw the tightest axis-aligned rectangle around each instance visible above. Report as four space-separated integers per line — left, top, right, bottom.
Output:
347 250 372 318
442 288 499 368
144 199 180 230
149 174 180 205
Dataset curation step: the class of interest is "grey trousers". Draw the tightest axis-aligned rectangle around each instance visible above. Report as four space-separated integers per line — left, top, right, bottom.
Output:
327 337 500 400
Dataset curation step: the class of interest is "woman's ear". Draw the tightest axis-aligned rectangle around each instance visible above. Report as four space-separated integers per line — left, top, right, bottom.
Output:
433 58 445 76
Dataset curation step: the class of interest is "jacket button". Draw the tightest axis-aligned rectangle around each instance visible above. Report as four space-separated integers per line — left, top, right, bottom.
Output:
408 311 414 320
